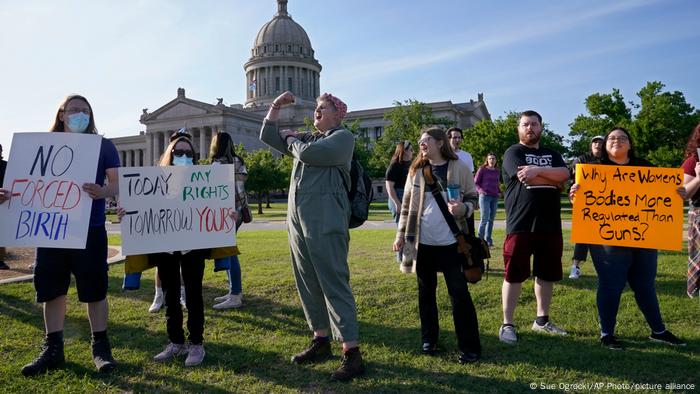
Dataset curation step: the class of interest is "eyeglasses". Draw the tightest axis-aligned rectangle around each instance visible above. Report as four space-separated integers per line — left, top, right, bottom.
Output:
449 136 462 140
418 136 434 145
607 136 629 143
172 149 194 157
64 108 91 115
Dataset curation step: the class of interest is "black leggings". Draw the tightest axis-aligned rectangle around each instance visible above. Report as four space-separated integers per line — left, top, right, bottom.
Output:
155 251 206 345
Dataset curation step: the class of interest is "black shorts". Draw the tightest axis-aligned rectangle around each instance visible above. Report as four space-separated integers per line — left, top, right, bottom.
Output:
34 226 109 303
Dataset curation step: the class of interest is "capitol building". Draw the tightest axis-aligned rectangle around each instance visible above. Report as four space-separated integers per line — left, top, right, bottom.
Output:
111 0 490 169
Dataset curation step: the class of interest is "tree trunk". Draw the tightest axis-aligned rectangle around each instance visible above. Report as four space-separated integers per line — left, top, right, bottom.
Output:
256 192 264 214
265 191 271 208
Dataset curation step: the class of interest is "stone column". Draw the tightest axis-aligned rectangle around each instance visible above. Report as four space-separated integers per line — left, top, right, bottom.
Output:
146 132 152 166
153 133 160 165
199 128 206 160
126 150 132 167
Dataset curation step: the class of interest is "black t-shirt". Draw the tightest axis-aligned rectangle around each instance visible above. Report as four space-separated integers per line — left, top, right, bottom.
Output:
502 144 566 234
386 161 410 190
430 162 449 190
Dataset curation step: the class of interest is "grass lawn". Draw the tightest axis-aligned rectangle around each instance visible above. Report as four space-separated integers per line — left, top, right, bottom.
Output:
1 229 697 393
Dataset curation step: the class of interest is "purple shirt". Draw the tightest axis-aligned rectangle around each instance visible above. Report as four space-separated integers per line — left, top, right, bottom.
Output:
474 166 500 197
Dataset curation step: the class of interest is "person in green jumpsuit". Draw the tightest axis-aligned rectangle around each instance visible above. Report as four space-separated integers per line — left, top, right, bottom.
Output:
260 90 365 381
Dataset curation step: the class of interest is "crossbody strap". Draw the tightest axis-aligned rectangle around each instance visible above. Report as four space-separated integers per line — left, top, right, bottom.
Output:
422 166 462 239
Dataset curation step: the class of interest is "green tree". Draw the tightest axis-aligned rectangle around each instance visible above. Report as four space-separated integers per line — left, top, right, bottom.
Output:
568 89 632 157
368 99 455 178
243 149 286 214
568 82 699 167
466 112 568 167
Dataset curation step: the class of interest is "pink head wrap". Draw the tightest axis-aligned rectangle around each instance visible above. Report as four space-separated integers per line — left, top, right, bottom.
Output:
320 93 347 120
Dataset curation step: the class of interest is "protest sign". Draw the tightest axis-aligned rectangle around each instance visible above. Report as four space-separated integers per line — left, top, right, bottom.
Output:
118 165 237 255
0 132 102 249
571 164 684 251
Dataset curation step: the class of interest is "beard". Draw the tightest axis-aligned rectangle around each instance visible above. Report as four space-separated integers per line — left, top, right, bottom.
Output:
520 131 541 146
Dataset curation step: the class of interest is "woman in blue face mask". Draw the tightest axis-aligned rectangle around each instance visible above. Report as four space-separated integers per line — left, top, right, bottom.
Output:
17 94 121 376
146 134 210 367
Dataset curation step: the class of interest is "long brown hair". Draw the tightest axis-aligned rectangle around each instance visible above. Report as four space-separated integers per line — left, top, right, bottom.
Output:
479 152 498 170
684 122 700 159
209 131 245 166
390 140 412 163
159 136 196 166
50 94 97 133
409 126 458 175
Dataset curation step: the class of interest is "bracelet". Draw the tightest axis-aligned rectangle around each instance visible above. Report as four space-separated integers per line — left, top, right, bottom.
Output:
270 102 281 109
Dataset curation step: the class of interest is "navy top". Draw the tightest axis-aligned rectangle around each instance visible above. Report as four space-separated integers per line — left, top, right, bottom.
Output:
89 138 120 227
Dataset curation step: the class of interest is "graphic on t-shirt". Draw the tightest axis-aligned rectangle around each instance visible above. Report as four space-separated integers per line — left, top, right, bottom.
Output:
525 154 553 167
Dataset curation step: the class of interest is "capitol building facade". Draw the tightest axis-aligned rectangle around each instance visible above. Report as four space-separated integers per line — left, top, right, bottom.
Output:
111 0 490 170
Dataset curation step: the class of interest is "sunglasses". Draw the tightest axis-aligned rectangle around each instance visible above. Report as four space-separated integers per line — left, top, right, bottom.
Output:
172 149 194 158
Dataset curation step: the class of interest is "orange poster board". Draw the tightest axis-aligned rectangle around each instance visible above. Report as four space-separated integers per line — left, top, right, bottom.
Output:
571 164 684 251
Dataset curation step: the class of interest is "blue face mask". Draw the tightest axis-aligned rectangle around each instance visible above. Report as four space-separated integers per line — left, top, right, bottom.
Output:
173 155 194 167
66 112 90 133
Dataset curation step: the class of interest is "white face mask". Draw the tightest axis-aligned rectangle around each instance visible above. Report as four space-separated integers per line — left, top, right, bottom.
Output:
66 112 90 133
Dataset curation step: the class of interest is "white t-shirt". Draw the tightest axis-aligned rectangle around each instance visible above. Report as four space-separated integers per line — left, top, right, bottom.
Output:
456 150 474 173
419 190 456 246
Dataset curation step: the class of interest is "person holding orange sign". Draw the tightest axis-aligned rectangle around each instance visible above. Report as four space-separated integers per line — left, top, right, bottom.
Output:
570 127 686 350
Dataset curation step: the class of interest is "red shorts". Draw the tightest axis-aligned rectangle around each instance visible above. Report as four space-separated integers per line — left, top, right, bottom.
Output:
503 232 563 283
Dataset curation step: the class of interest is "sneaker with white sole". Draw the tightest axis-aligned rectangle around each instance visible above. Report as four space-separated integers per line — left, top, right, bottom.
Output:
568 265 581 279
214 291 232 303
213 293 242 310
185 344 205 367
532 321 568 335
149 293 163 313
499 324 517 344
649 330 686 346
153 342 188 362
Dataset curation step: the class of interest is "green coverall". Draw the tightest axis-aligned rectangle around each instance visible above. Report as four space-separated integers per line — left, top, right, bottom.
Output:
260 120 359 342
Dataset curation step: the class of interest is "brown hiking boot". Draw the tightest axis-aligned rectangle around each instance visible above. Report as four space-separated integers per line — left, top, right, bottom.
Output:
291 338 332 364
330 347 365 381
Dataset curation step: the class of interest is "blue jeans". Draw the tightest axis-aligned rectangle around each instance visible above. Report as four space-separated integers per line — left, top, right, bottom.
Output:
589 245 665 335
389 188 404 262
477 194 498 246
215 255 242 295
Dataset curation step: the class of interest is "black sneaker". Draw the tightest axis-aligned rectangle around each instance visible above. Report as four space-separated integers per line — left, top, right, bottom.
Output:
330 347 365 382
92 337 117 372
0 261 9 270
600 335 623 350
458 352 480 364
649 331 686 346
21 341 65 377
291 338 332 364
421 342 437 355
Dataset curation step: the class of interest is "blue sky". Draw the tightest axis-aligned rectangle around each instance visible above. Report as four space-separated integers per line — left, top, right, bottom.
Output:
1 0 698 157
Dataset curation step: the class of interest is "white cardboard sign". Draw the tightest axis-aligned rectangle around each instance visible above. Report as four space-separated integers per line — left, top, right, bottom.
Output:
118 165 237 255
0 132 102 249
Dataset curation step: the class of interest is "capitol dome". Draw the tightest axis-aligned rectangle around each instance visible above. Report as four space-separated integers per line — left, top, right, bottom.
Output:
244 0 321 108
253 1 313 58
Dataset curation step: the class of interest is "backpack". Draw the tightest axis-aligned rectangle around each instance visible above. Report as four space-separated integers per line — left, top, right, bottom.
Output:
340 154 373 228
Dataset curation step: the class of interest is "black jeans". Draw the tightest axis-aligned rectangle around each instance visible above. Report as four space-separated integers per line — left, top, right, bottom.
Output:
155 251 206 345
416 243 481 355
